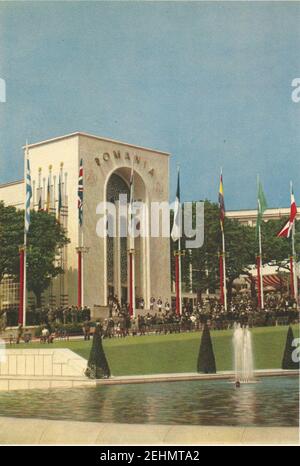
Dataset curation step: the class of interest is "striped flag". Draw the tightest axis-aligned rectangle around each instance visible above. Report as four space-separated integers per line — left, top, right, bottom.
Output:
171 168 181 242
78 158 84 226
277 187 297 238
25 158 32 234
218 173 225 230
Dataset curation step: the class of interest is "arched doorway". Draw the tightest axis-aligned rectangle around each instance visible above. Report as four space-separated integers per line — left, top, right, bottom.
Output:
106 173 129 304
105 168 150 308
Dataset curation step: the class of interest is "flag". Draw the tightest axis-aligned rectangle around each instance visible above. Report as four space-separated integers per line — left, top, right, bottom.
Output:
46 176 50 213
78 158 83 226
277 187 297 238
218 173 225 230
25 158 32 234
129 162 134 208
256 180 267 236
58 174 62 222
171 169 181 242
128 161 134 249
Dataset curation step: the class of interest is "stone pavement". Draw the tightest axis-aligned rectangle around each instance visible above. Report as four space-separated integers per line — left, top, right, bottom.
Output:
0 417 298 445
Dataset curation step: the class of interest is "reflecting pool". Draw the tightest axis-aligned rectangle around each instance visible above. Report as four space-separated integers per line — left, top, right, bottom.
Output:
0 376 298 427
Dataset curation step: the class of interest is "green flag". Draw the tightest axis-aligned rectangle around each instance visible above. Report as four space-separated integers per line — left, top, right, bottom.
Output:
256 180 267 236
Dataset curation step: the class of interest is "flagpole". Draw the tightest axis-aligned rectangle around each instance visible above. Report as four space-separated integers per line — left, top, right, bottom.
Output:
77 230 82 308
76 231 89 308
222 229 227 311
129 250 135 318
128 159 136 318
174 165 183 315
23 142 29 326
257 175 264 310
177 165 183 316
77 159 84 309
219 252 224 305
258 224 264 309
292 222 298 306
290 181 298 306
219 169 227 311
178 235 182 315
18 245 24 325
81 228 84 307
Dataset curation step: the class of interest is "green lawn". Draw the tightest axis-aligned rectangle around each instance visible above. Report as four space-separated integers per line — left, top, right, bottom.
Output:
9 325 299 376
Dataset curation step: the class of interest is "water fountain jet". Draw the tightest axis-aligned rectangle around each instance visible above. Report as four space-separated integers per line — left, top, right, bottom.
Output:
233 323 255 383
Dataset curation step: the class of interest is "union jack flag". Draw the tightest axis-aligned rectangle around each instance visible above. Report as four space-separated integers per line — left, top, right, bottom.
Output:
78 158 83 226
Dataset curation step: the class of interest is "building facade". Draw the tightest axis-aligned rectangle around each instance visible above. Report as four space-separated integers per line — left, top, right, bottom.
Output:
0 132 171 311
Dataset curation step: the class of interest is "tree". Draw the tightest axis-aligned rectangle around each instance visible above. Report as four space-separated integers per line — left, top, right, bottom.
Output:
281 326 299 370
173 201 257 302
26 210 69 307
85 324 111 379
171 201 220 297
219 217 256 302
197 323 216 373
0 202 69 307
171 200 300 304
261 218 300 278
0 201 23 281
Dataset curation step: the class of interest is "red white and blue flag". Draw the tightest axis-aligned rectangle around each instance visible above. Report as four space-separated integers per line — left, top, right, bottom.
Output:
277 187 297 238
78 159 84 226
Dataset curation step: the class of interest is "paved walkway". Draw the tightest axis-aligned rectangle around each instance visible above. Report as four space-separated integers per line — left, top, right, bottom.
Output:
0 417 298 445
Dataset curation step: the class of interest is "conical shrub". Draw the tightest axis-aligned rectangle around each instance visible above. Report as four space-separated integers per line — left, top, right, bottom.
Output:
85 324 111 379
197 324 217 373
281 325 299 370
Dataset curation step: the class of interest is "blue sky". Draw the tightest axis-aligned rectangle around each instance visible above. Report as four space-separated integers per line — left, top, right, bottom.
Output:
0 1 300 209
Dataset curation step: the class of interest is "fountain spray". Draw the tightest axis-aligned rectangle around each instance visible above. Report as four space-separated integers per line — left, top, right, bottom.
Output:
233 323 254 383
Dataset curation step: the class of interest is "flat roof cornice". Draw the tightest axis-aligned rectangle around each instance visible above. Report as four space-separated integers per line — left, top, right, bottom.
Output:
0 179 24 189
227 208 290 215
22 132 170 156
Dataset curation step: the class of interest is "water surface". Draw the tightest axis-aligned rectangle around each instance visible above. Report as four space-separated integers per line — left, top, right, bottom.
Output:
0 376 298 427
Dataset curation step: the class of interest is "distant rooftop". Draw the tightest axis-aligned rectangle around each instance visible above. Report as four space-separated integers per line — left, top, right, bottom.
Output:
22 131 170 156
226 207 290 215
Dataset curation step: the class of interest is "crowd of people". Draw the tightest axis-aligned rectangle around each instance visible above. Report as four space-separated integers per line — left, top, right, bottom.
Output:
5 305 92 327
100 292 299 338
3 292 299 341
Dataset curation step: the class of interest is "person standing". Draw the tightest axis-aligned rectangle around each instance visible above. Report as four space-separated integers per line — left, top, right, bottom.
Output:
165 300 170 313
82 320 91 341
150 297 155 312
16 324 23 344
157 297 162 313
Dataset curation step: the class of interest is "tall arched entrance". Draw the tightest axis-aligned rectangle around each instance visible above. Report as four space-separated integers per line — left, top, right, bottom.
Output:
105 168 150 308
